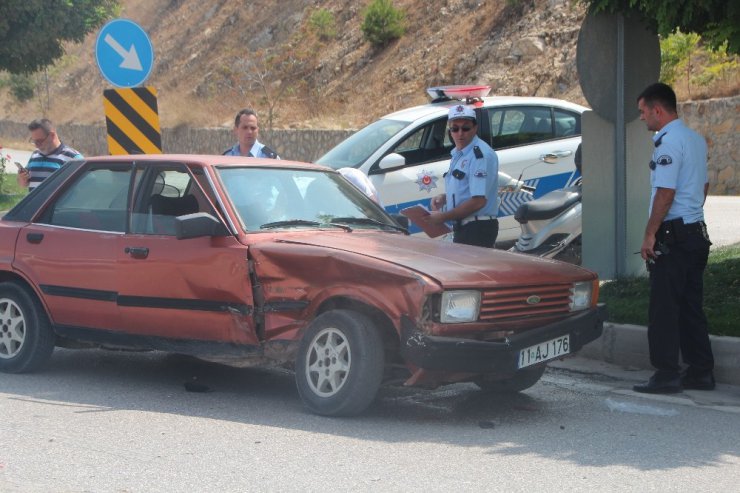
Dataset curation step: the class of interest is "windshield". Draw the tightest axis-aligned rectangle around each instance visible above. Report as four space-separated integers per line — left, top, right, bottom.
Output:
315 118 410 169
218 167 399 232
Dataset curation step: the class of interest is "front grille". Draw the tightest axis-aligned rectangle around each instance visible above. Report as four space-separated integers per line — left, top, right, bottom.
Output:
479 284 572 321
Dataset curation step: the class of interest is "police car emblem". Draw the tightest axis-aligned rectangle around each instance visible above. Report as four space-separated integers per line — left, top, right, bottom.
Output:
415 170 438 192
656 155 672 165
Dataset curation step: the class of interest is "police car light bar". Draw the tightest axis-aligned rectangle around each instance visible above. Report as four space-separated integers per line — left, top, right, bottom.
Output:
426 85 491 103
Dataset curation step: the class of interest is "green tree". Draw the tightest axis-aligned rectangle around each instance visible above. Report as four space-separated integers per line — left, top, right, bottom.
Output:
309 8 337 41
8 73 36 102
361 0 406 48
660 31 701 87
0 0 119 74
583 0 739 55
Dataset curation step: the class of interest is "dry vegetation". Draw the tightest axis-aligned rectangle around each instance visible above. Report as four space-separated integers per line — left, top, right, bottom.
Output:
1 0 737 131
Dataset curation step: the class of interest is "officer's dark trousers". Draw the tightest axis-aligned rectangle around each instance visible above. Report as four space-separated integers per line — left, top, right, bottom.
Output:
453 219 498 248
648 235 713 379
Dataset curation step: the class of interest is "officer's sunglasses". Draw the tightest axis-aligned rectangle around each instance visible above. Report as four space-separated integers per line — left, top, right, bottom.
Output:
449 126 473 133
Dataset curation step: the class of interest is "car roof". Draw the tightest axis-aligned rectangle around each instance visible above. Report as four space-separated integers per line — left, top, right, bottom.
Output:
84 154 332 171
381 96 591 123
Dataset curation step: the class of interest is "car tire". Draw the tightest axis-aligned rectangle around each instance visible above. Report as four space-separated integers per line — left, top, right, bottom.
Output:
0 282 55 373
295 309 384 417
474 365 547 393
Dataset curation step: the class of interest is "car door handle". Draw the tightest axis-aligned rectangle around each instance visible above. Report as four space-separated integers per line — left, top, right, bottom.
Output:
124 246 149 259
26 232 44 244
542 150 573 160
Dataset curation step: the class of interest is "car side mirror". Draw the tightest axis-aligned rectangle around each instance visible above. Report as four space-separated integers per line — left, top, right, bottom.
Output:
175 212 229 239
377 153 406 170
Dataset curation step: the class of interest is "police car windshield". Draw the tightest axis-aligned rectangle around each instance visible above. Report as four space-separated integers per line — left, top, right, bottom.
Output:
315 119 409 169
218 167 393 232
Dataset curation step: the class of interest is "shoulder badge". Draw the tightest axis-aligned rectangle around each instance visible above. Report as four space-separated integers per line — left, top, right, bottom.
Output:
473 146 483 159
656 155 672 166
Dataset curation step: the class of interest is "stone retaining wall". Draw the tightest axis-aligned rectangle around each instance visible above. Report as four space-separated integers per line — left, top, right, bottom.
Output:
0 120 354 164
1 95 737 193
679 96 739 195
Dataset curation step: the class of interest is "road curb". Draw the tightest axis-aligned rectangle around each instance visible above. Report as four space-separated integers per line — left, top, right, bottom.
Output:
579 323 740 386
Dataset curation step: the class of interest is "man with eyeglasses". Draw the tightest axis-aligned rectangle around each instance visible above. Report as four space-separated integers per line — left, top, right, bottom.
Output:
223 108 280 159
427 104 499 247
19 119 82 192
633 82 714 395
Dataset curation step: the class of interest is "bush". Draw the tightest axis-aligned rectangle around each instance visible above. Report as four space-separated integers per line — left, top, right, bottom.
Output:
361 0 406 48
309 8 337 41
599 243 740 337
9 73 35 102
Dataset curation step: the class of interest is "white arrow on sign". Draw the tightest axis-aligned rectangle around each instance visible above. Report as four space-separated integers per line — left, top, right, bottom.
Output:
104 33 143 71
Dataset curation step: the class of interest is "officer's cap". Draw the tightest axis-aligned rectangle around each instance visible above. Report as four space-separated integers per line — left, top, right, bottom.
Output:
448 104 476 122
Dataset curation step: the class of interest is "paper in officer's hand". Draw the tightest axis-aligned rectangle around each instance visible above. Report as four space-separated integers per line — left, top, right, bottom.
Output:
400 205 451 238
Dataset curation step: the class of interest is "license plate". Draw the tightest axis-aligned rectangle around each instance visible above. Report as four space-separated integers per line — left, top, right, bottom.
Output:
518 335 570 369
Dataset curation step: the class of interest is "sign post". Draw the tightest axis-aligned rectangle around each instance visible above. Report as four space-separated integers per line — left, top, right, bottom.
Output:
95 19 161 154
95 19 154 88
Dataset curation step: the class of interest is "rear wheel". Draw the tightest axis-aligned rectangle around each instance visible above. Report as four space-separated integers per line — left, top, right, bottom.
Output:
0 282 55 373
296 309 384 416
474 365 547 393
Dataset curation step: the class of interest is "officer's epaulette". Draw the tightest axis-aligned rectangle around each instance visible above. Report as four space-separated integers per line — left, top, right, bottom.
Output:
473 146 483 159
262 145 278 159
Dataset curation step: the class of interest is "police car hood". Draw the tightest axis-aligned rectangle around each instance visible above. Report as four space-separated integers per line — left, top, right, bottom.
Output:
261 231 595 288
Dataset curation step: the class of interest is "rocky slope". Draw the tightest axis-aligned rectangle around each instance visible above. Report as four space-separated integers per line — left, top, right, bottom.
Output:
2 0 593 129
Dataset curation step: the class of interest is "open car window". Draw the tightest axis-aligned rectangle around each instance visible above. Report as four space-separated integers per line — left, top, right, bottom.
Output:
389 117 453 168
130 163 214 235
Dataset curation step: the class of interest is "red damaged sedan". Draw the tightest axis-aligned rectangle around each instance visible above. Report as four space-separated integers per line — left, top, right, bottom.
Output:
0 155 605 416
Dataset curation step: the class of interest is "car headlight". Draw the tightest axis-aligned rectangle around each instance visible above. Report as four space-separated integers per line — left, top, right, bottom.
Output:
440 290 481 323
570 281 593 311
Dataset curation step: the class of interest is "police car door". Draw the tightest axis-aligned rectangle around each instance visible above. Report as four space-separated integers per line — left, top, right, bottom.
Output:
367 116 453 234
482 105 582 241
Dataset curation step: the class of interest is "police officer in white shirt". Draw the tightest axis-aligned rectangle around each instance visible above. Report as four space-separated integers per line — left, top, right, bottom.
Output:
428 104 499 247
223 109 280 159
633 82 715 394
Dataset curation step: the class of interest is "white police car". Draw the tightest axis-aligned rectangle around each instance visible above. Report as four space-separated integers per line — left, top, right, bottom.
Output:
316 85 588 242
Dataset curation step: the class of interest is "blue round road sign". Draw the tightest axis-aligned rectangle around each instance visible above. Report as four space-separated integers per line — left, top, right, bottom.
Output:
95 19 154 88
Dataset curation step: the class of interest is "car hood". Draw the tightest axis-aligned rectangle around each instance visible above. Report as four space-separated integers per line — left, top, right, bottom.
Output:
260 231 595 288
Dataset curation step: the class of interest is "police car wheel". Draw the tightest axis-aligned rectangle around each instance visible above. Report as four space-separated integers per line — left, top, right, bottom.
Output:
295 309 384 416
0 282 55 373
474 365 547 393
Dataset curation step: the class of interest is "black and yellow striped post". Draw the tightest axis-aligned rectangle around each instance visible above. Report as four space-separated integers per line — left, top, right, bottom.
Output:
103 86 162 155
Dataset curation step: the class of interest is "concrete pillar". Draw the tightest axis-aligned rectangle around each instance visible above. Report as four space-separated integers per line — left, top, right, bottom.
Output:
581 110 653 279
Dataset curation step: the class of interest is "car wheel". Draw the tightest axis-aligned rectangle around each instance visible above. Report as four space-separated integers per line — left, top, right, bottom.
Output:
474 365 547 393
295 309 384 416
0 282 55 373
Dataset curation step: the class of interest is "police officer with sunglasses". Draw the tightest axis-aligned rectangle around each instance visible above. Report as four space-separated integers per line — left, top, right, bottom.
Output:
633 82 715 394
427 104 499 247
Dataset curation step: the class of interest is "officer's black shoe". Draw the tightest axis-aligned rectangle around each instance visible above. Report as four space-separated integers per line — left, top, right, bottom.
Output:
633 375 682 394
681 371 716 390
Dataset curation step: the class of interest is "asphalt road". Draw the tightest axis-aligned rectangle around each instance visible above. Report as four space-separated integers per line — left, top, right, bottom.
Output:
0 349 738 492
